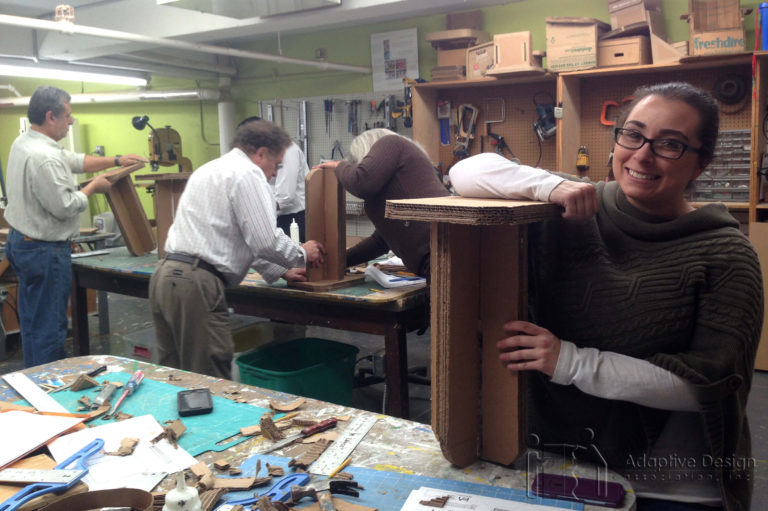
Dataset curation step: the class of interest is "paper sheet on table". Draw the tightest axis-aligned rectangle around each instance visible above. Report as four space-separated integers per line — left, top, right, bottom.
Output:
0 411 85 469
400 486 567 511
48 414 196 491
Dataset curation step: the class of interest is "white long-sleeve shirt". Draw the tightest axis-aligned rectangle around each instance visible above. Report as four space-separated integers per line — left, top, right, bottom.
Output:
272 142 308 216
165 147 306 286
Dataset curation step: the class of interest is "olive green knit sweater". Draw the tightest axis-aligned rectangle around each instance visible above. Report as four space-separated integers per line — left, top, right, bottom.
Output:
526 180 763 511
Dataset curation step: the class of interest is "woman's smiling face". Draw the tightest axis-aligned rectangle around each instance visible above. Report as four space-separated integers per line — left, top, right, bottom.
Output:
612 95 705 219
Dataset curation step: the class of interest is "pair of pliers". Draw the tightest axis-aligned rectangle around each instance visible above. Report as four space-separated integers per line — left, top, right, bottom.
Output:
0 438 104 511
331 140 344 160
213 472 310 510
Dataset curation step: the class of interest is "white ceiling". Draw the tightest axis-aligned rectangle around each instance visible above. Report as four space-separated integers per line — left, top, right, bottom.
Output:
0 0 517 83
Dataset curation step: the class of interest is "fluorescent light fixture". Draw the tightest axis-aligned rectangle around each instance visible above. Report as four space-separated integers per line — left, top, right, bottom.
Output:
0 64 148 86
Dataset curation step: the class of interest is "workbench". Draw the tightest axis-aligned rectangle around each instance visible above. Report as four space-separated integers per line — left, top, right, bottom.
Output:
0 355 636 510
69 247 428 419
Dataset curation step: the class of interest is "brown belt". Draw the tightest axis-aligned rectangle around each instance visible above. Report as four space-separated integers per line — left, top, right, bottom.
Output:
40 488 154 511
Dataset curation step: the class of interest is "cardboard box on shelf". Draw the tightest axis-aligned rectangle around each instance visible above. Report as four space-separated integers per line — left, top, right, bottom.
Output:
686 0 746 56
467 41 494 79
545 17 611 72
608 0 662 30
427 28 489 81
438 47 468 67
492 31 533 70
598 35 652 67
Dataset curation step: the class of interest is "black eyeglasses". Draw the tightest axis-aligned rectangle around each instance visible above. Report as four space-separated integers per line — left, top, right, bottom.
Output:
613 128 701 160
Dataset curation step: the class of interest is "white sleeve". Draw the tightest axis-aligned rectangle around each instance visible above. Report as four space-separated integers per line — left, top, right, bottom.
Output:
273 144 302 211
551 341 700 411
449 153 565 202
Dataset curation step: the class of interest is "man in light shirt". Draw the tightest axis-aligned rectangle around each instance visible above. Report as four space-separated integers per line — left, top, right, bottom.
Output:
4 85 147 367
149 119 325 379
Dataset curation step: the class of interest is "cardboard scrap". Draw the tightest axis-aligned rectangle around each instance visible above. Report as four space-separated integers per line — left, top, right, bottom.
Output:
240 420 292 437
151 419 186 448
266 464 284 477
106 437 140 456
260 415 286 441
69 374 99 391
213 459 230 471
212 475 271 490
199 488 228 511
269 398 306 412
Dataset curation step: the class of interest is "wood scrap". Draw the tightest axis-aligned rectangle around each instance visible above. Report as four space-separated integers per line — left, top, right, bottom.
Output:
419 495 450 507
288 438 332 469
77 396 92 409
333 471 354 480
228 467 242 476
106 437 139 456
168 373 183 382
85 403 111 421
69 374 99 391
269 397 306 412
260 414 286 441
199 488 228 511
254 459 261 476
266 464 284 477
213 460 230 471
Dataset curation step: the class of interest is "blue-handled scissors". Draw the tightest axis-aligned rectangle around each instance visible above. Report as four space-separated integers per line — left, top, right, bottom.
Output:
0 438 104 511
214 472 309 510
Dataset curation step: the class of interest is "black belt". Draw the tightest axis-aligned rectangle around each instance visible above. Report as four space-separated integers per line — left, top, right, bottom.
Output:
165 252 226 284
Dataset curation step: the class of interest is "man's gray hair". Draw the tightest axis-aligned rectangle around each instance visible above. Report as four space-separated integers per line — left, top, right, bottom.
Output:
28 86 71 125
232 119 291 156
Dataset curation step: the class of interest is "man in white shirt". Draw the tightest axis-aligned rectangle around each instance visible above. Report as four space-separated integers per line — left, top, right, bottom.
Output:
149 119 325 379
4 85 147 367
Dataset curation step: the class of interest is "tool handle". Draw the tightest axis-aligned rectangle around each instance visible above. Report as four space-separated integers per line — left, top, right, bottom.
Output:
124 370 144 394
301 417 337 437
87 365 107 378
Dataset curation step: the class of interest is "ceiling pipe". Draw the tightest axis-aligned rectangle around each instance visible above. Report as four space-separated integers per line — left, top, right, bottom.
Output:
0 14 371 75
0 88 221 107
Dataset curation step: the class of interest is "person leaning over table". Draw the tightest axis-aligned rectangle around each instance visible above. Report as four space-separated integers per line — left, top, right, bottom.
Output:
312 128 449 281
4 85 147 368
149 119 326 380
238 116 309 242
449 82 762 511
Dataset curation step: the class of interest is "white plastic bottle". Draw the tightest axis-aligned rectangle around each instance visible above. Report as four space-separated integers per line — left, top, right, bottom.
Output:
162 471 202 511
290 218 300 243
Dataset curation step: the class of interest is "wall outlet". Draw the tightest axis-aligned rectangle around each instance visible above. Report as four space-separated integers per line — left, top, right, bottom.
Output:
94 145 105 156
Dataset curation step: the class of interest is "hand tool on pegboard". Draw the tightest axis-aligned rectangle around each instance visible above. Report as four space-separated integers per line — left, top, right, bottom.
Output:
453 104 478 158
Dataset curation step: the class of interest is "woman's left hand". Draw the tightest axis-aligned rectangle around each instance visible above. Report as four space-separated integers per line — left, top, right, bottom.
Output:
312 160 341 171
497 320 562 377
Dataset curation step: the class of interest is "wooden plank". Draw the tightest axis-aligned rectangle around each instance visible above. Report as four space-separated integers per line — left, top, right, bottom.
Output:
135 173 191 258
289 273 365 292
82 163 155 256
479 225 526 464
431 222 481 467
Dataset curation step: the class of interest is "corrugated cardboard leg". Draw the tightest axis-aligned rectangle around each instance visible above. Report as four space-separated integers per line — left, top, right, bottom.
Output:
431 222 526 467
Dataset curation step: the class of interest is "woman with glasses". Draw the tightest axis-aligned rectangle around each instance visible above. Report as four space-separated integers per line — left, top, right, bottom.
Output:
449 82 761 511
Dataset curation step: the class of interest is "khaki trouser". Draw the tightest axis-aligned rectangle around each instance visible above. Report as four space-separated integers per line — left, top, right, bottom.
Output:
149 258 233 379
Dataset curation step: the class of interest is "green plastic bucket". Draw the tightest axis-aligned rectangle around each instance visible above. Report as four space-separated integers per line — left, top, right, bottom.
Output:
235 338 359 405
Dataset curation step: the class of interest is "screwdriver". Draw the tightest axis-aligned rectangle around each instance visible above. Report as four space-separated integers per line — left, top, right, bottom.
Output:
104 370 144 419
259 417 338 454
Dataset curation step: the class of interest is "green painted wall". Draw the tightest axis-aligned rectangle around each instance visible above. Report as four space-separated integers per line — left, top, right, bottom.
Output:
0 0 763 220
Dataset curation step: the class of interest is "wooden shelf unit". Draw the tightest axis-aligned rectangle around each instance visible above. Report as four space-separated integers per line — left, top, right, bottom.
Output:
412 73 558 172
414 53 765 219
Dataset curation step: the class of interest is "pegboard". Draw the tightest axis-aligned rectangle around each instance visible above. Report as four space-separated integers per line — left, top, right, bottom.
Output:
257 92 413 168
571 64 752 183
430 81 559 172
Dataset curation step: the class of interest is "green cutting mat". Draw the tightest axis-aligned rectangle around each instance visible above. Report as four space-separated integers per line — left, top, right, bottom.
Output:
14 372 273 456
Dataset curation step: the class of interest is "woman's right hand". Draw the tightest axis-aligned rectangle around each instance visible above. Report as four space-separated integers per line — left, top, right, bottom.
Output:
548 180 599 220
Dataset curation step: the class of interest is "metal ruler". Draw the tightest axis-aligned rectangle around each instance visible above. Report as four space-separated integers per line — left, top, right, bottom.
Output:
0 468 81 484
1 372 68 413
310 415 377 476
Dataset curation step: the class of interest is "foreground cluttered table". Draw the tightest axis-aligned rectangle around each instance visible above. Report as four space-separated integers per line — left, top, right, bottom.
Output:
69 247 428 418
0 355 635 510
